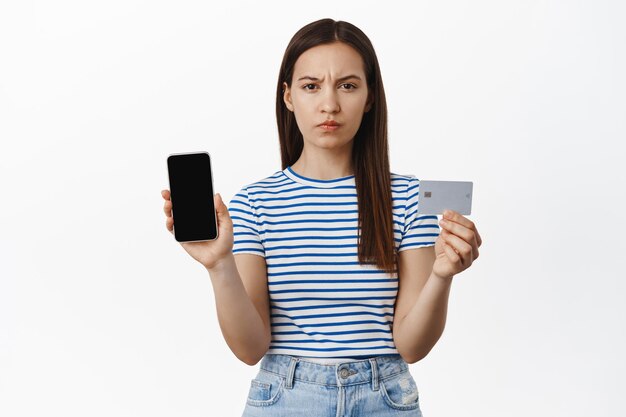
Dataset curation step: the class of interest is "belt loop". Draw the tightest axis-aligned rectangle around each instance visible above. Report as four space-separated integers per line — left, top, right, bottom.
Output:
285 356 299 390
369 358 379 391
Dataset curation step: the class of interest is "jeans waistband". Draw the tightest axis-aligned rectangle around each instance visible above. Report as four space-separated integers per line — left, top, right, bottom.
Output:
259 353 409 389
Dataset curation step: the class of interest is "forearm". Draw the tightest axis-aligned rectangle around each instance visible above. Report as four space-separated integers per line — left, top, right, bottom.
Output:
206 253 270 365
393 272 453 364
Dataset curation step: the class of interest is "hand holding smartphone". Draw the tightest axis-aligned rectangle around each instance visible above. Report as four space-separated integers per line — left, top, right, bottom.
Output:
166 151 219 242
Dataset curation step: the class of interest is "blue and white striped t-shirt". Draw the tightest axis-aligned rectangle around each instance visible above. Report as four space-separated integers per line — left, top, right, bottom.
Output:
227 166 440 359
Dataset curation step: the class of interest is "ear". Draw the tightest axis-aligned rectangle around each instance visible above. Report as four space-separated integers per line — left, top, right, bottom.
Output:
283 82 294 112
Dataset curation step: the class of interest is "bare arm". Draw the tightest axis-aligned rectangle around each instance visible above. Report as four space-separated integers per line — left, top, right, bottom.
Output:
392 246 453 364
207 252 271 366
161 189 271 366
393 210 482 364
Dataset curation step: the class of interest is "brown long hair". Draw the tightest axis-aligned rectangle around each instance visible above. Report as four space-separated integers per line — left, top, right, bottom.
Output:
276 18 396 274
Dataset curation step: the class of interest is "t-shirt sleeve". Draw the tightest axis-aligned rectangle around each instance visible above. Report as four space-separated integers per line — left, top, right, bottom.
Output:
227 185 265 257
398 175 441 251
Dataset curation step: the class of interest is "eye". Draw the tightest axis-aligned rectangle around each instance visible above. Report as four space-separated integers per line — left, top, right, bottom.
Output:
341 83 357 90
302 83 318 91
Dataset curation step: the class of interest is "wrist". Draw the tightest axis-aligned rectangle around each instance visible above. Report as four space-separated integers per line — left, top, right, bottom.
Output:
206 252 234 274
431 270 454 283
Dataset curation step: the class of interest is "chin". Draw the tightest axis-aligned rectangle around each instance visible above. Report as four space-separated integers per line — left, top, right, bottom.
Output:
314 133 352 147
315 137 352 148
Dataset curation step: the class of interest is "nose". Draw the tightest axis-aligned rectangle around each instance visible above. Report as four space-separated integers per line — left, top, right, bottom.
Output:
320 88 340 114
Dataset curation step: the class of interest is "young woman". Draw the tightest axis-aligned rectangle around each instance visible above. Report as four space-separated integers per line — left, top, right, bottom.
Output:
161 18 482 417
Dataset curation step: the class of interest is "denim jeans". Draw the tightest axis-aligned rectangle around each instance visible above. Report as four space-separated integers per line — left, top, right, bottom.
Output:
241 353 423 416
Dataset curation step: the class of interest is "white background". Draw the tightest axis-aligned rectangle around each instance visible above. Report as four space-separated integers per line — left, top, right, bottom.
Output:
1 1 624 416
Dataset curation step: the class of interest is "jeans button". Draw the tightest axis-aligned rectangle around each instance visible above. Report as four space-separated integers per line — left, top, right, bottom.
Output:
340 368 349 378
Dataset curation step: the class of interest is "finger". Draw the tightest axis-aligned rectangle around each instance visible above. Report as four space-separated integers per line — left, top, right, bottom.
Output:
214 193 222 209
166 217 173 233
215 193 227 214
161 189 170 200
440 219 479 260
163 200 172 216
439 218 473 243
442 240 461 265
441 229 473 267
443 210 476 231
216 195 234 235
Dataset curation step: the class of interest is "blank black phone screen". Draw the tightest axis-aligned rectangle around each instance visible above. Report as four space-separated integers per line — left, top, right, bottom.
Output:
167 152 218 242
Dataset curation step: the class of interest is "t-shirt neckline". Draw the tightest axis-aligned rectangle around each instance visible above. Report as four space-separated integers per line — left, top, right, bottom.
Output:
282 166 355 188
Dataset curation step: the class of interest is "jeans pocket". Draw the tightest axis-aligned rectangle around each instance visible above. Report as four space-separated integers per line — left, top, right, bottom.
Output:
246 370 285 407
379 370 421 411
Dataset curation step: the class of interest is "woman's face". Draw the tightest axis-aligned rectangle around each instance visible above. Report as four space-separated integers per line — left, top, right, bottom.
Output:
283 42 372 150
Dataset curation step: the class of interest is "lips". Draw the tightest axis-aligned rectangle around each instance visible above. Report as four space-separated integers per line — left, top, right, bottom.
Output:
319 120 340 127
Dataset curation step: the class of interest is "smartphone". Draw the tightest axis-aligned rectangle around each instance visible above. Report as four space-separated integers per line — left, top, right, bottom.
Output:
417 180 473 215
166 151 218 242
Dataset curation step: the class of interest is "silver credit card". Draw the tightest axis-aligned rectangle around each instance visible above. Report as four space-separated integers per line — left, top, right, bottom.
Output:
417 180 473 215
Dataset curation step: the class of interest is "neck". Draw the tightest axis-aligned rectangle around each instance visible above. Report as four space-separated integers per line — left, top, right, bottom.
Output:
290 148 353 180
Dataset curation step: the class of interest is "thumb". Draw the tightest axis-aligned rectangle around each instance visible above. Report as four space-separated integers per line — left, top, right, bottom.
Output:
215 193 232 229
215 193 228 215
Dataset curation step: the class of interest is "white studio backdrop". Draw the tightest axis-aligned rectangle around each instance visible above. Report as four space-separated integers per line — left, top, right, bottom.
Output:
1 1 624 416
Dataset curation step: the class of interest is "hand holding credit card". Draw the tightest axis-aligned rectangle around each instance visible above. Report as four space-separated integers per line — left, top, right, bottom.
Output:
417 180 473 215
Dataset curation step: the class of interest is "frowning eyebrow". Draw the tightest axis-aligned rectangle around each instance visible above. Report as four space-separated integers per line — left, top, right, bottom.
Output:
296 74 362 82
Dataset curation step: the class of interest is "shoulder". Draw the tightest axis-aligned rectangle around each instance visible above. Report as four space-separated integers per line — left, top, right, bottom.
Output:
390 172 419 194
232 169 285 197
241 170 286 192
390 172 417 181
230 170 289 214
